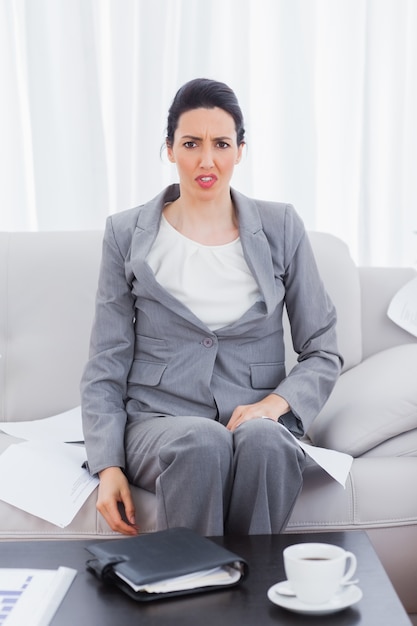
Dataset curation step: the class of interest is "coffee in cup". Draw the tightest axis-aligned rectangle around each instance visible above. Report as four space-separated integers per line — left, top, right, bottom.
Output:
283 542 357 605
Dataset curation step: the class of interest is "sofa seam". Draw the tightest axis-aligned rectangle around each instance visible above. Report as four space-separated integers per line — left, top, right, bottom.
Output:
286 516 417 529
0 234 10 421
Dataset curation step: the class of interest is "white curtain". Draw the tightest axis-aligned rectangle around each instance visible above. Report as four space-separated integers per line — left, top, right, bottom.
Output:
1 0 416 267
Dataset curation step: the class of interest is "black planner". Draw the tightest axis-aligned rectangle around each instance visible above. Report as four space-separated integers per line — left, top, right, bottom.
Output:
86 527 248 601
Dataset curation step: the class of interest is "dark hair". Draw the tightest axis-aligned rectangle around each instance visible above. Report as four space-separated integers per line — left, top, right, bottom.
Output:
166 78 245 147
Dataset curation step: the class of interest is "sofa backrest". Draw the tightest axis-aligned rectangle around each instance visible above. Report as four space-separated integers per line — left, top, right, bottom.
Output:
307 231 363 371
284 232 362 374
0 229 362 422
0 231 103 421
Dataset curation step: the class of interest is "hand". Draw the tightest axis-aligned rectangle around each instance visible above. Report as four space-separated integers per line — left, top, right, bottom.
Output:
97 467 138 536
226 393 290 432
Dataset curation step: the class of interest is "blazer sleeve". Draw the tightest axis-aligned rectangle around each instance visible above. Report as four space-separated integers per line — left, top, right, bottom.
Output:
274 207 343 436
80 216 136 475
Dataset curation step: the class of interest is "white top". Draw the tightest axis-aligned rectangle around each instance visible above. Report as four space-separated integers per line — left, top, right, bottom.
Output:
147 216 261 330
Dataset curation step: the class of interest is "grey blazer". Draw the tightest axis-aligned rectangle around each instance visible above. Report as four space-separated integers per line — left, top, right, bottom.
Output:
81 184 342 475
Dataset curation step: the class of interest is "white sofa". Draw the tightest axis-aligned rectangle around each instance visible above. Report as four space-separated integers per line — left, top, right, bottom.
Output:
1 230 416 614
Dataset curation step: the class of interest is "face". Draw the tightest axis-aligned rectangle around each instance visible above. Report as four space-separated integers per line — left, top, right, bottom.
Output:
167 107 244 203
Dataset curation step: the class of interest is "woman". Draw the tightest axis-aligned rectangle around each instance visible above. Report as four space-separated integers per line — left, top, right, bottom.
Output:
81 78 342 537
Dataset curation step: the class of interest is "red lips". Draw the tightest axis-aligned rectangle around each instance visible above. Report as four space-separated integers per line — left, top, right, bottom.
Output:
195 175 218 189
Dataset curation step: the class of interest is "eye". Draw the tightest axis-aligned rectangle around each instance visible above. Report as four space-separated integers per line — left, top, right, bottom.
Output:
184 141 197 149
216 141 230 149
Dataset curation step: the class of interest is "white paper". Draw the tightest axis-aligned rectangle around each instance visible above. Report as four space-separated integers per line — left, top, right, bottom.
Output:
286 432 352 487
0 567 77 626
0 441 98 527
116 565 241 594
387 276 417 337
259 420 352 487
0 407 83 442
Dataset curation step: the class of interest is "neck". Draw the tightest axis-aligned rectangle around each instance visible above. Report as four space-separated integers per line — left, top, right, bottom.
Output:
163 190 238 245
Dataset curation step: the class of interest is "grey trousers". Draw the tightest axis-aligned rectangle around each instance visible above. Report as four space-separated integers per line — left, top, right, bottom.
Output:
124 415 306 536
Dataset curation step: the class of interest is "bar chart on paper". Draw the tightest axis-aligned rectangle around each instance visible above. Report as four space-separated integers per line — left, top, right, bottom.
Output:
0 573 30 623
0 572 35 624
0 567 76 626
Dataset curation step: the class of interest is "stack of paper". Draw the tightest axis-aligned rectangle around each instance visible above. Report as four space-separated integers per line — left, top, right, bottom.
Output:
0 407 98 527
0 407 84 442
116 565 241 594
0 441 99 527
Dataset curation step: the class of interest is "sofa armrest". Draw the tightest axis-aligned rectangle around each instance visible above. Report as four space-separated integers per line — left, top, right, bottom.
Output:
359 266 417 360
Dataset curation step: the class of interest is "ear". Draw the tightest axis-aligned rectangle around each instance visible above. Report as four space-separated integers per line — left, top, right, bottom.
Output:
235 142 245 164
166 141 175 163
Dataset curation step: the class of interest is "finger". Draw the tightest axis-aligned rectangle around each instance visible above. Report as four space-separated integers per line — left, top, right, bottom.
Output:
226 414 241 431
99 501 137 535
228 411 268 431
112 520 138 535
114 519 138 535
121 491 137 527
226 412 250 431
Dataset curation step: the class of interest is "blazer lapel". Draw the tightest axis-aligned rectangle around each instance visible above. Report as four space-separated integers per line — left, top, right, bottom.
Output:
232 189 278 315
130 185 211 330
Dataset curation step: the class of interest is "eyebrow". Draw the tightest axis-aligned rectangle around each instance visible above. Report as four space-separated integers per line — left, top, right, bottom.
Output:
180 134 233 142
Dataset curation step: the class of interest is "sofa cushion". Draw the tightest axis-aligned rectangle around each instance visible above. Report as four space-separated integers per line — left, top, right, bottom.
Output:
308 344 417 457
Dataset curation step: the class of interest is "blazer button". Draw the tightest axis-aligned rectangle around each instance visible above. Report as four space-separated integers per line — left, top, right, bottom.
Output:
202 337 214 348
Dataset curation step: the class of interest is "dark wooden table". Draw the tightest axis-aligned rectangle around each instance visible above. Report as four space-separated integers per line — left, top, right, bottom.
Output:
0 531 411 625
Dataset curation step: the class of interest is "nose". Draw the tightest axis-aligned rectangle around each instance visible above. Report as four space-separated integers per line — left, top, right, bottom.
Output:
200 146 214 169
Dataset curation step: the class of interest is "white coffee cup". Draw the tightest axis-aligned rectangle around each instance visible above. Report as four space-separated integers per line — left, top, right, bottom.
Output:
283 542 357 605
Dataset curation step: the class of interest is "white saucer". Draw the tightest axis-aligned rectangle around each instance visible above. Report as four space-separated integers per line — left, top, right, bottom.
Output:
267 581 363 615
